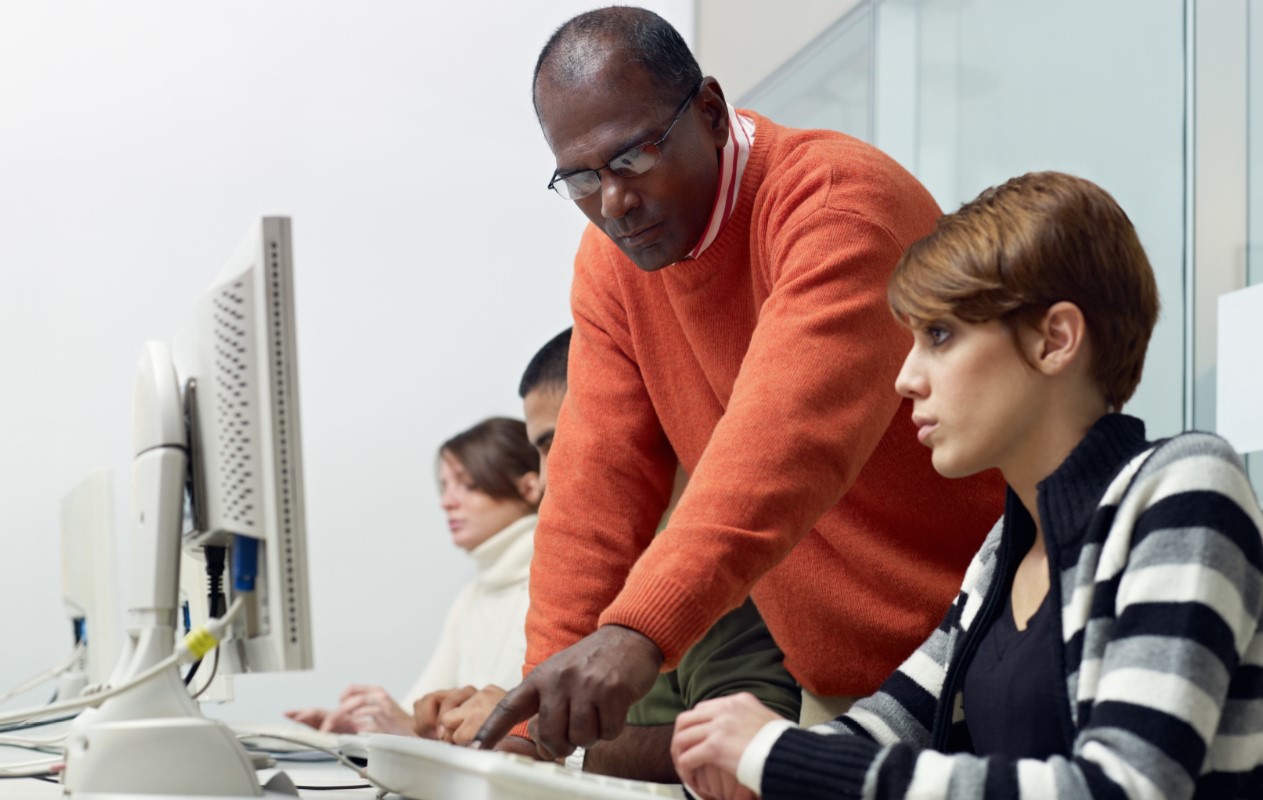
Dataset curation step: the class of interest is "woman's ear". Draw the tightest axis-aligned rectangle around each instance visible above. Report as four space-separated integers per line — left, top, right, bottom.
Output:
517 472 543 507
1029 301 1088 376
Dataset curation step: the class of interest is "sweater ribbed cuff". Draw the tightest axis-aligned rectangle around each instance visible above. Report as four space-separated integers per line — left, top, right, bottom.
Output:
599 571 716 669
761 727 881 800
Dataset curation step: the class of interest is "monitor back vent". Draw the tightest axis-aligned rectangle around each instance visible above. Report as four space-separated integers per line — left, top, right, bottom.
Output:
212 280 258 531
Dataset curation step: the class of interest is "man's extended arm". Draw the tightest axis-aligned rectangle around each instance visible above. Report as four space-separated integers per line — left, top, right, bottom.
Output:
584 726 679 783
479 144 943 755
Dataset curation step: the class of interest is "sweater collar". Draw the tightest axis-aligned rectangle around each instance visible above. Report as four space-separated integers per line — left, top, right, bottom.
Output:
1034 414 1150 551
468 513 535 589
658 110 773 289
685 105 756 260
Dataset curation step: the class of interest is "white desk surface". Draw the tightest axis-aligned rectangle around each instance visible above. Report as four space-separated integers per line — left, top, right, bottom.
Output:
0 741 377 800
0 762 377 800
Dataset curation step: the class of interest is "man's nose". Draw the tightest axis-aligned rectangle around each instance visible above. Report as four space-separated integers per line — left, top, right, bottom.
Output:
599 171 639 220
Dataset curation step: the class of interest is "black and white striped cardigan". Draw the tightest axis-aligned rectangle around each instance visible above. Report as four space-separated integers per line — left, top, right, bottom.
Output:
743 414 1263 799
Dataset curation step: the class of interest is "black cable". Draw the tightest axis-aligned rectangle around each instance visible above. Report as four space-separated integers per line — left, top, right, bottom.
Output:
183 546 227 687
204 546 226 619
189 646 220 700
183 655 202 686
295 784 371 791
267 753 337 762
0 714 77 734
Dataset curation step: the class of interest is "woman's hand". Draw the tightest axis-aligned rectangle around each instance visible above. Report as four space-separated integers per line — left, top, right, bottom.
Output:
413 686 479 739
284 707 330 730
437 685 507 744
317 684 415 735
671 692 780 800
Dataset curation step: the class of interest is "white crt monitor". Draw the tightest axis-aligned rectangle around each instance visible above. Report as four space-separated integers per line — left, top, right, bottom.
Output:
62 217 313 799
59 469 121 690
180 215 313 674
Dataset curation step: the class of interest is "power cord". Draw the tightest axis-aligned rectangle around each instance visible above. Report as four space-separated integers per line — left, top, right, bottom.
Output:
231 732 401 797
188 647 221 700
0 596 245 728
0 643 87 705
0 755 63 778
0 714 77 734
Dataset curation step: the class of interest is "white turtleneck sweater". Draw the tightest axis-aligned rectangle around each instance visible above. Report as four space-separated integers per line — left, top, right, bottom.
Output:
402 513 535 705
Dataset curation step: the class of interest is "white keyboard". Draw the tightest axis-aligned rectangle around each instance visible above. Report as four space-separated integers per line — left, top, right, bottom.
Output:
229 720 368 758
367 734 686 800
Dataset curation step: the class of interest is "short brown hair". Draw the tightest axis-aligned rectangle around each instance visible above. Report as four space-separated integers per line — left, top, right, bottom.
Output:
439 417 540 507
888 171 1160 409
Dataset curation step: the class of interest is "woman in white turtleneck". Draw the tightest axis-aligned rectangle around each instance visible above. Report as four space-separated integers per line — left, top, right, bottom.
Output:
286 417 540 736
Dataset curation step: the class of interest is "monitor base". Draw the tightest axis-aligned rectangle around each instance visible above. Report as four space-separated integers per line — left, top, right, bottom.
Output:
63 715 270 798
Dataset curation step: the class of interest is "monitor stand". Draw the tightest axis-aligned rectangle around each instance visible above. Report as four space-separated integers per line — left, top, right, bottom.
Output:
60 343 274 799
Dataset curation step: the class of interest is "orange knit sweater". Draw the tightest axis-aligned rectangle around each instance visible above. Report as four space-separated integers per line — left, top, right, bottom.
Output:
526 113 1005 698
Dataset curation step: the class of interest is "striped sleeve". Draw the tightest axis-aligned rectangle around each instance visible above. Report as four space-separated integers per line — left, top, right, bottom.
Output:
1071 433 1263 798
747 521 1003 796
758 434 1263 800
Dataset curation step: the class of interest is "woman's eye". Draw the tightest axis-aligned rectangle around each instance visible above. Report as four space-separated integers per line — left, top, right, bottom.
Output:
927 326 951 346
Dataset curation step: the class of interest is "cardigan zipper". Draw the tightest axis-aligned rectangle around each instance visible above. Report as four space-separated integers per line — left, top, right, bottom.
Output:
931 514 1019 752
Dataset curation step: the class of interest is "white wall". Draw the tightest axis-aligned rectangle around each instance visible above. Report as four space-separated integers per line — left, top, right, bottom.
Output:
695 0 858 99
0 0 693 723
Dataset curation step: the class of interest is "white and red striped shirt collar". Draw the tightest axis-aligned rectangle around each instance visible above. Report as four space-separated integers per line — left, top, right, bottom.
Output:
687 106 756 260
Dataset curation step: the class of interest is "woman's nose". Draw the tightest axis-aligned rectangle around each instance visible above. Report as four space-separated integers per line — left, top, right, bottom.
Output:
894 349 926 399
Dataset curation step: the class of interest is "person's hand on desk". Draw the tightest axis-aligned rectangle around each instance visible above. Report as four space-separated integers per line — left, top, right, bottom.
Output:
415 687 548 758
413 685 492 741
671 693 779 800
473 624 663 759
284 707 342 732
287 684 415 735
433 685 507 745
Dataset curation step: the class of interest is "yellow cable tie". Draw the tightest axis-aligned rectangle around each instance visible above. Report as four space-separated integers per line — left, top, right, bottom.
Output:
184 628 219 660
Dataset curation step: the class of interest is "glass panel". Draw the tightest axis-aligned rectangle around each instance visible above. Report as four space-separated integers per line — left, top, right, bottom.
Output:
738 2 872 140
1246 0 1263 494
739 0 1187 441
908 0 1186 439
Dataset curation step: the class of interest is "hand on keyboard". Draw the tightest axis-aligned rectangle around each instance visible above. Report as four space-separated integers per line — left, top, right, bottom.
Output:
413 686 477 739
438 685 506 744
288 684 415 735
475 624 663 758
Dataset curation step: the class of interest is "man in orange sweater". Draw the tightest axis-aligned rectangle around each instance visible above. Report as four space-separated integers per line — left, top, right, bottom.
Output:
477 7 1004 758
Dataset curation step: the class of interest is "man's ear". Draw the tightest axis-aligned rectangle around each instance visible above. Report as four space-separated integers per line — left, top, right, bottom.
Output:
698 76 729 148
1028 301 1088 376
517 472 543 507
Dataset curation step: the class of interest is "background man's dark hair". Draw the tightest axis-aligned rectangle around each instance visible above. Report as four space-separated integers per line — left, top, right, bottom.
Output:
519 328 572 398
532 6 702 115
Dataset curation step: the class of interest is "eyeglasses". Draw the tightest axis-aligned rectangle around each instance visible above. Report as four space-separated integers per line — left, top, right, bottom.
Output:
546 83 701 201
